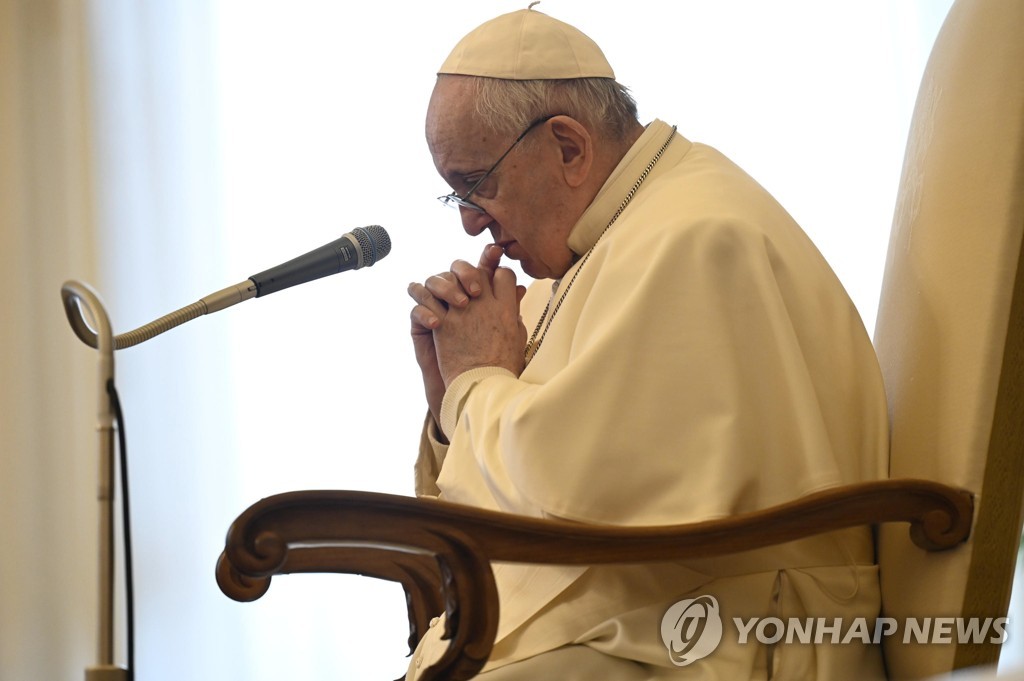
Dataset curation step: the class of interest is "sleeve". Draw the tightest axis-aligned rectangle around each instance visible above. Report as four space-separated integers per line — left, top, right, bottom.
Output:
413 411 448 498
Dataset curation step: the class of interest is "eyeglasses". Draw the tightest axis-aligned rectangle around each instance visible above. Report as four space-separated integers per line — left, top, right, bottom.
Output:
437 114 558 213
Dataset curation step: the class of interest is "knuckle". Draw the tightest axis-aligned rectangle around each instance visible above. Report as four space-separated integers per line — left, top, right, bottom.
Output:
428 272 454 286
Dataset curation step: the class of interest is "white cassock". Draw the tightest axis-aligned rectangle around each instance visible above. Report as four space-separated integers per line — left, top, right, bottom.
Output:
408 120 889 680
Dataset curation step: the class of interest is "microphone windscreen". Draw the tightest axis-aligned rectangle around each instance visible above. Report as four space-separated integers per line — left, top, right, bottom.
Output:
352 225 391 267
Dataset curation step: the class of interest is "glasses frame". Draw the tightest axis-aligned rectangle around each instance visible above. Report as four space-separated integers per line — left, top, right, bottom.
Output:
437 114 559 213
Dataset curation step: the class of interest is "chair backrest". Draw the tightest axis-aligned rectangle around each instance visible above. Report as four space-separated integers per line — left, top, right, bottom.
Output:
873 0 1024 677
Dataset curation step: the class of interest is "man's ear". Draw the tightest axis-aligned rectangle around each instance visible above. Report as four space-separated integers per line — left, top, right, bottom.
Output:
549 116 593 188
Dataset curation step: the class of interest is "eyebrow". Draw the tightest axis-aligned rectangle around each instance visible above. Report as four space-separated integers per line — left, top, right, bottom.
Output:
448 170 485 191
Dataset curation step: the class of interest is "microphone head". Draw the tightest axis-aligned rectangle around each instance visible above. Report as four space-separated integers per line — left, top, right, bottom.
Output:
351 225 391 268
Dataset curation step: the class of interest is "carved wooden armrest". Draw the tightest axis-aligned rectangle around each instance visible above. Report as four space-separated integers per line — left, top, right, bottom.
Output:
216 479 972 681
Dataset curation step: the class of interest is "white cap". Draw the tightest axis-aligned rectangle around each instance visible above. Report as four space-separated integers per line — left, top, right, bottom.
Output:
438 7 615 80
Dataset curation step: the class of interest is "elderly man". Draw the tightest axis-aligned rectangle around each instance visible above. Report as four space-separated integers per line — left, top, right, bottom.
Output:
407 8 887 680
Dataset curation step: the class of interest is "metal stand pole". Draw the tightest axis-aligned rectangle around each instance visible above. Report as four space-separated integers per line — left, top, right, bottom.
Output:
62 281 129 681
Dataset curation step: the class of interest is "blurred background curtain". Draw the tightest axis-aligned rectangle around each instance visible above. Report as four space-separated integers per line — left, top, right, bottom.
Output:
1 0 102 677
10 2 1012 681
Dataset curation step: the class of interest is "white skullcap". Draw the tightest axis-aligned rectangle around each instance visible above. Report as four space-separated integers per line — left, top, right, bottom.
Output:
438 7 615 80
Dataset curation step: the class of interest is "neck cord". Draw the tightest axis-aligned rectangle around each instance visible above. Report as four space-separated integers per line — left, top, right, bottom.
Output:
524 126 677 365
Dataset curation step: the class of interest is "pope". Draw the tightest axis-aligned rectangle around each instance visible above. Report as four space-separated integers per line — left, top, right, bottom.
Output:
406 7 889 680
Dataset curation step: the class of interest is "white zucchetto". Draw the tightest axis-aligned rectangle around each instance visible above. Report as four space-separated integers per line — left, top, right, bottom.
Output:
438 8 615 80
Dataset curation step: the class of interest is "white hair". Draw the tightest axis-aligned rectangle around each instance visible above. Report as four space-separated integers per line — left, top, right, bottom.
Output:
457 76 640 141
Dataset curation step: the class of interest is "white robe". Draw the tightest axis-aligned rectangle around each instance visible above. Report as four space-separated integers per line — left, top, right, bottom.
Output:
409 120 889 680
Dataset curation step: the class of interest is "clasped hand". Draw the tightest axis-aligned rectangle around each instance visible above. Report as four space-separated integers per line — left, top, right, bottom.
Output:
409 244 528 425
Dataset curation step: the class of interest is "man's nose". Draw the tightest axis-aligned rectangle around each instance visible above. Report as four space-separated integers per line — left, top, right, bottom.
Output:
460 205 492 237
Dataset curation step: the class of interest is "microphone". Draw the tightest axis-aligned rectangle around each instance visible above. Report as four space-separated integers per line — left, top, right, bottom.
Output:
249 225 391 297
62 226 392 350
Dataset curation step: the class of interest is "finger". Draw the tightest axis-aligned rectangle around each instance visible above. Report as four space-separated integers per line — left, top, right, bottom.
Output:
423 271 471 307
477 243 504 277
410 303 441 331
492 266 520 304
449 259 487 298
407 282 447 328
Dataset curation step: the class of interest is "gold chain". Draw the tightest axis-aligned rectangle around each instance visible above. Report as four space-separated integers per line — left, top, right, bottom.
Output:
524 126 677 365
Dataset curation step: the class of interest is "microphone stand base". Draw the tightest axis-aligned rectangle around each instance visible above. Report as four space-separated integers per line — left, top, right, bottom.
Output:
85 665 128 681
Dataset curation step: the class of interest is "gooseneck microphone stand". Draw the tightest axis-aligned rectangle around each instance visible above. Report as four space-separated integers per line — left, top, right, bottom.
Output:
61 281 126 681
59 226 391 681
62 277 261 680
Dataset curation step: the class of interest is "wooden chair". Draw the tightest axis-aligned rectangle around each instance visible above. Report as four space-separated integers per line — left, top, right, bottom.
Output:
216 0 1024 677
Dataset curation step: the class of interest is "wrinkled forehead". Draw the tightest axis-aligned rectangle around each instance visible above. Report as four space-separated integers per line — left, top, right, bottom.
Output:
425 76 498 160
426 78 471 141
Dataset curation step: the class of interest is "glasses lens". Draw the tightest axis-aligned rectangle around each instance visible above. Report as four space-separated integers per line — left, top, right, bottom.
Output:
437 193 485 212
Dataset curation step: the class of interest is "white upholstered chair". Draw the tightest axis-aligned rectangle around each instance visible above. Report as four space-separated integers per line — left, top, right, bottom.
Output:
874 0 1024 676
217 0 1024 677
